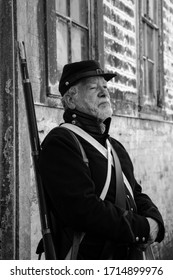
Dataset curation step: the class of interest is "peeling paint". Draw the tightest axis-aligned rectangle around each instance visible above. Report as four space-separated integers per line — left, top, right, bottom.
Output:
5 79 12 95
3 126 13 161
1 204 11 230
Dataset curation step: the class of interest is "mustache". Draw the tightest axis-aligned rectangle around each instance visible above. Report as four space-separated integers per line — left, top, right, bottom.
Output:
98 98 111 106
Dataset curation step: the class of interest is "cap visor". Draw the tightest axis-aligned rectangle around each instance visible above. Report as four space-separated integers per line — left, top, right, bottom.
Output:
101 73 117 81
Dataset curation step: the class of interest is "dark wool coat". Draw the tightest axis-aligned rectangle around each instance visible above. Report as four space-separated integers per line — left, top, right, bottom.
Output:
39 109 165 259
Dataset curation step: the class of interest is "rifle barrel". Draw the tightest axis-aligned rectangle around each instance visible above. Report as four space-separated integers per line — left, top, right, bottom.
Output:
18 42 56 260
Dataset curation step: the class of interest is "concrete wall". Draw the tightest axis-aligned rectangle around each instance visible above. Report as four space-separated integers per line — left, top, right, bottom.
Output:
17 0 45 259
110 116 173 259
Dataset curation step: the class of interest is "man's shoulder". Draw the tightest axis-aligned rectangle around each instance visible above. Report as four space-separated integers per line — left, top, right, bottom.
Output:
41 125 75 147
46 125 70 136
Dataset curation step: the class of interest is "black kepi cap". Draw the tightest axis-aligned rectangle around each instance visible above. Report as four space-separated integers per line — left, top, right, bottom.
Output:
59 60 116 96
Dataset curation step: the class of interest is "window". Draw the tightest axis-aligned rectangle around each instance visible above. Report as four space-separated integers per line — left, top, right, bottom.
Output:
45 0 99 98
138 0 163 112
55 0 89 74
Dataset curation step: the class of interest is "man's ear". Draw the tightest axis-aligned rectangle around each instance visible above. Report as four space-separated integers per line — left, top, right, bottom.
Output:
64 93 76 109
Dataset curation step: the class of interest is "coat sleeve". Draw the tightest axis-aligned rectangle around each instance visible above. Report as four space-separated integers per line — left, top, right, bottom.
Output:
133 180 165 242
39 127 152 245
110 138 165 243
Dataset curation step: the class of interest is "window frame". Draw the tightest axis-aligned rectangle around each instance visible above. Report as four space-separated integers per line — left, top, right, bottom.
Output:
137 0 164 117
54 1 91 65
44 0 103 106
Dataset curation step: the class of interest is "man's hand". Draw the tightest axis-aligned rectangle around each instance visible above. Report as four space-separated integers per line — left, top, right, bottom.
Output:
146 217 159 243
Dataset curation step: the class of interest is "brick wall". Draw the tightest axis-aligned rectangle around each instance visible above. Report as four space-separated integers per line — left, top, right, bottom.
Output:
103 0 137 116
163 0 173 118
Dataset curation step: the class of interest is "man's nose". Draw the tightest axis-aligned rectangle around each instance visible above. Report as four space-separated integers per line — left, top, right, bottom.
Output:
98 86 109 97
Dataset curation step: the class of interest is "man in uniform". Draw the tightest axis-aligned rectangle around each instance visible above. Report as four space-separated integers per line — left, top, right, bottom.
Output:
39 60 165 259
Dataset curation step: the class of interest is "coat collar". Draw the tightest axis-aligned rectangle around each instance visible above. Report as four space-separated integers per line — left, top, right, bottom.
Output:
63 109 111 144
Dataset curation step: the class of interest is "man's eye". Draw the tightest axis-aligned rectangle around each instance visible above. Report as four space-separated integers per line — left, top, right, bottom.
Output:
90 86 97 90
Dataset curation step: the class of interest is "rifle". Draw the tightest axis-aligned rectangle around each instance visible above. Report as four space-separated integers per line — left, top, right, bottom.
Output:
18 42 56 260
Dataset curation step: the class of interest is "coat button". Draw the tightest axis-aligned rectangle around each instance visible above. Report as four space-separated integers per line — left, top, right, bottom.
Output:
127 195 130 199
131 208 133 211
136 237 139 242
72 114 76 118
142 237 145 242
72 120 76 124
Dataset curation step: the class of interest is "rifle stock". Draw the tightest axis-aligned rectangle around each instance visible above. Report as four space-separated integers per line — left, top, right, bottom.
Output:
18 41 56 260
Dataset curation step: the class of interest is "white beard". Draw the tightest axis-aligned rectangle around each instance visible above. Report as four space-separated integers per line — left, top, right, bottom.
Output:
91 103 113 122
